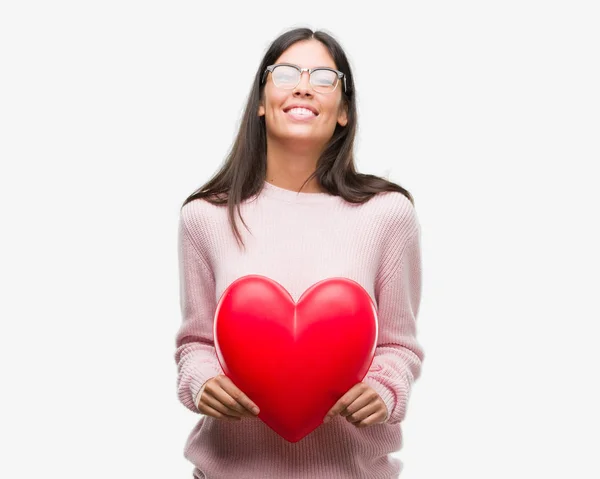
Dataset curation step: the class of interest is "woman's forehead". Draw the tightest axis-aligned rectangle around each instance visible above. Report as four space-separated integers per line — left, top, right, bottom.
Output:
275 41 337 70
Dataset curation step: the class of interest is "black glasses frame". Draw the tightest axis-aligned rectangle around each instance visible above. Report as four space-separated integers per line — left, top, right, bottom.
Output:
261 62 347 94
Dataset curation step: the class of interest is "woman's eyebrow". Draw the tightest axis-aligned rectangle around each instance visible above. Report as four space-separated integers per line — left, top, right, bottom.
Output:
284 63 336 70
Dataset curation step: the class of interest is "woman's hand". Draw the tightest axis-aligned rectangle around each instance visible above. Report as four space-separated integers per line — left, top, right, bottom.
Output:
197 374 260 422
323 382 388 428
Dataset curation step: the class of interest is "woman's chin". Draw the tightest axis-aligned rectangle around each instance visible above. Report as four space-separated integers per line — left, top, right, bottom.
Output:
275 127 316 140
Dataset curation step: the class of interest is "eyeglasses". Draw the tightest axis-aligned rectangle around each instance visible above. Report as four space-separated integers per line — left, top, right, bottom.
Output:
261 63 347 94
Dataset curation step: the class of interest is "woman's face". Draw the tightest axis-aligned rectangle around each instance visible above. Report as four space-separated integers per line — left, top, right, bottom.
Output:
258 40 348 148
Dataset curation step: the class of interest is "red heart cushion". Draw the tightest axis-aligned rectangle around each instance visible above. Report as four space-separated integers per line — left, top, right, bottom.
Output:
214 274 378 443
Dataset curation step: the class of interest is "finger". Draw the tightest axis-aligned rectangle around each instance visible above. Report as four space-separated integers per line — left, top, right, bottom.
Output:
201 389 250 418
197 401 242 421
340 393 372 417
341 387 379 415
205 378 255 418
219 376 260 416
345 401 381 424
324 386 364 420
352 409 387 428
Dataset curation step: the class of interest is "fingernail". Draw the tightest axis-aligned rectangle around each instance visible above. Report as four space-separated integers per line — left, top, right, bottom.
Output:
252 407 259 414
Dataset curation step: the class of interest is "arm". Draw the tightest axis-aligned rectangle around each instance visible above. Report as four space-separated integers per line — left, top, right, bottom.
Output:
362 224 424 425
174 211 223 413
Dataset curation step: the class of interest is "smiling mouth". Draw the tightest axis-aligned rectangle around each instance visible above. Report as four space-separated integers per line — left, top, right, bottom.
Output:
284 107 318 120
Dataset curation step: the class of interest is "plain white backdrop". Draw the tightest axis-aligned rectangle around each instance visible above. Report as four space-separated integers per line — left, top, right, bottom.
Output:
1 1 598 478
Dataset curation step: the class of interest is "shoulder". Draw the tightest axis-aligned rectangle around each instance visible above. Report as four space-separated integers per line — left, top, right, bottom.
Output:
180 197 227 231
367 191 419 238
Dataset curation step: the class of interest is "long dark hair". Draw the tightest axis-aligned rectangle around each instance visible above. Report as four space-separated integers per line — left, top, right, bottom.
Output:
181 27 414 248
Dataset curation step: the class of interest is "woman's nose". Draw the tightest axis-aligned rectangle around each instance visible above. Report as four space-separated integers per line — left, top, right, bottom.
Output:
294 70 314 95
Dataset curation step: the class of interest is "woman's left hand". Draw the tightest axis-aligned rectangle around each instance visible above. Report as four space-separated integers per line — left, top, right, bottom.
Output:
323 382 388 428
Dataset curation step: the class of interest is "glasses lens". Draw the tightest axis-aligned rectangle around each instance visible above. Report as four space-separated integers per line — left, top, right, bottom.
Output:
271 65 339 93
311 69 338 93
272 65 299 89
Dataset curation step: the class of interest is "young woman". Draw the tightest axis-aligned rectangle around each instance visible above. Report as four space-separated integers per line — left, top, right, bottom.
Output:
175 27 424 478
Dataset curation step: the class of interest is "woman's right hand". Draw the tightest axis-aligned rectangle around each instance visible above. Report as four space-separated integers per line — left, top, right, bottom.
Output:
197 374 260 421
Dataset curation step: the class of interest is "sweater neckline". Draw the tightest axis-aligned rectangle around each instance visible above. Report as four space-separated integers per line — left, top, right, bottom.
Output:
259 180 341 204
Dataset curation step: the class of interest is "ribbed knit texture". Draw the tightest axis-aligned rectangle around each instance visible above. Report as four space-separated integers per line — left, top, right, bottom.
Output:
174 180 424 479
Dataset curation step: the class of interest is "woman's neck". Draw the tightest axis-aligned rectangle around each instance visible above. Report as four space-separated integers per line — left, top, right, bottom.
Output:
264 140 326 193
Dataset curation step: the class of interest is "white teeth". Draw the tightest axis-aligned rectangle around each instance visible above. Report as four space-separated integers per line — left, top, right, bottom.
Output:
287 107 316 116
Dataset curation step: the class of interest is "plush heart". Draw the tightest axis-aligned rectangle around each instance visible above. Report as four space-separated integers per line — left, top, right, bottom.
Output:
213 274 378 443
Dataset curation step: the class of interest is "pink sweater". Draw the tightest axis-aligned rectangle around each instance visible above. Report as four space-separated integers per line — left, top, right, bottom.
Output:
175 180 424 479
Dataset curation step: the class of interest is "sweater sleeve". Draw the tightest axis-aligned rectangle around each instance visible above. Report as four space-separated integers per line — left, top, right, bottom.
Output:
174 211 223 413
362 224 425 425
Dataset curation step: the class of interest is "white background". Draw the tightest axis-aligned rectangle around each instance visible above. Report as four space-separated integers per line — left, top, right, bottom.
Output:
1 1 599 478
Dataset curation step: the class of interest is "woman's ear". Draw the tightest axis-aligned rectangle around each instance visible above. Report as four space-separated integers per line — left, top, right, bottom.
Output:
258 103 265 117
337 101 348 127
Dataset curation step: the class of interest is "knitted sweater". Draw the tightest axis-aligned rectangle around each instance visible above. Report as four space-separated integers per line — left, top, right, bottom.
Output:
174 180 424 479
